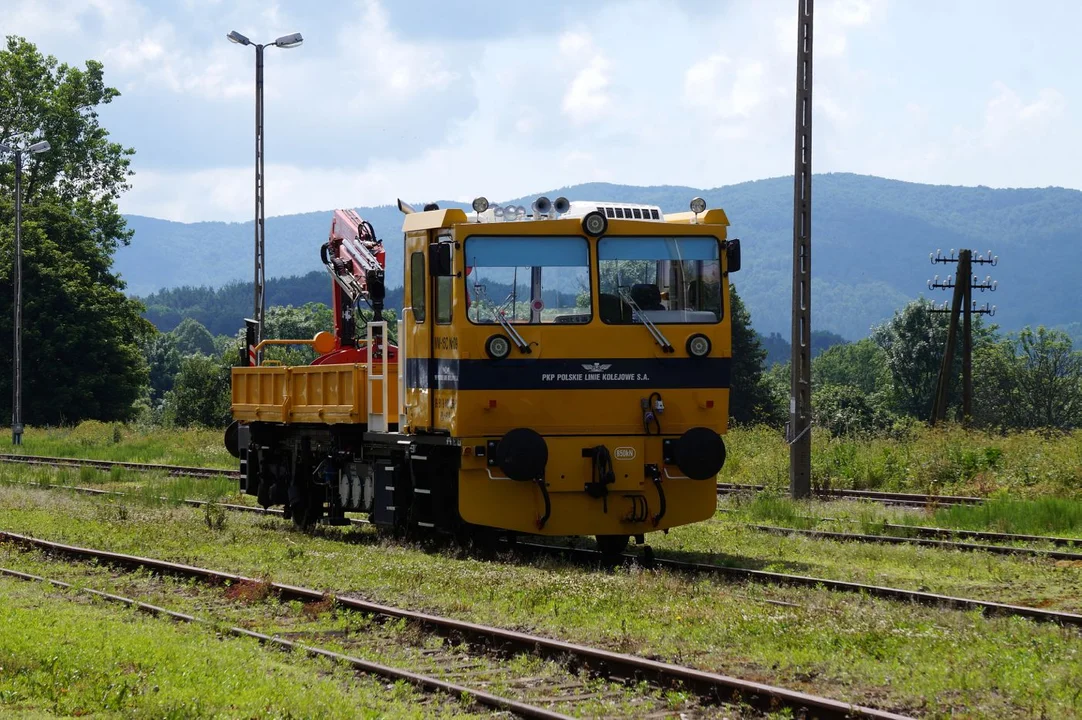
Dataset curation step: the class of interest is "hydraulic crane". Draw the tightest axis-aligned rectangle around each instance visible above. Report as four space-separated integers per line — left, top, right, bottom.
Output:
315 208 397 365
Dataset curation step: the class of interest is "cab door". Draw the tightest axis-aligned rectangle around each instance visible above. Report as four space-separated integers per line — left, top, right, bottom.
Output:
403 231 432 430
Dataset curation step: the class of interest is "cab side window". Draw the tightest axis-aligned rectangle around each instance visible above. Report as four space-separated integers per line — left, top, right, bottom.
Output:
410 252 426 323
436 276 453 324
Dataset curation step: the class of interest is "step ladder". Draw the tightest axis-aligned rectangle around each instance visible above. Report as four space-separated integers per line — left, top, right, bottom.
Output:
366 321 389 432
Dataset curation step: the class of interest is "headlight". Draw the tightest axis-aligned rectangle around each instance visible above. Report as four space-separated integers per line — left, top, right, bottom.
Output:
485 334 512 359
472 196 489 213
686 333 711 357
582 211 608 236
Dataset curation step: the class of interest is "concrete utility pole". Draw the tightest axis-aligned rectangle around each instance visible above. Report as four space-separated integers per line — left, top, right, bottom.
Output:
1 138 51 445
789 0 814 498
227 30 303 363
929 249 998 424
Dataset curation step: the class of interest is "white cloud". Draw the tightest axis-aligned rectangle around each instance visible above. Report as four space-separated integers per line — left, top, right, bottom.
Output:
562 55 612 124
337 0 457 106
11 0 1082 226
981 82 1066 147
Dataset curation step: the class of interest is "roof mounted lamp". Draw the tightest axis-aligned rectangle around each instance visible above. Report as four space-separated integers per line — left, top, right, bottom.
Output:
690 197 706 224
472 196 489 221
582 211 608 236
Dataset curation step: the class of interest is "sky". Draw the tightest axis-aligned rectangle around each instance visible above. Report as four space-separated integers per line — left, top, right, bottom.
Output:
5 0 1081 222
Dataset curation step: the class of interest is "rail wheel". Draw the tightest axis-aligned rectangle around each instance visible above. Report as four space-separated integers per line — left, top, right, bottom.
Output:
595 534 630 559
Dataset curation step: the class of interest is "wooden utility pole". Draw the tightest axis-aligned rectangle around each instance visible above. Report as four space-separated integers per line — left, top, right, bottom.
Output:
930 250 969 424
929 249 998 424
789 0 814 498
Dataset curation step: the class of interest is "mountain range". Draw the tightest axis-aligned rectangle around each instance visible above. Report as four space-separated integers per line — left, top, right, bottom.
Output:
119 173 1082 340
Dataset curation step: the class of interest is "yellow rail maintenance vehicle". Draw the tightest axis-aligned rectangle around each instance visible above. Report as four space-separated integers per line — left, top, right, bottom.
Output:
228 195 742 556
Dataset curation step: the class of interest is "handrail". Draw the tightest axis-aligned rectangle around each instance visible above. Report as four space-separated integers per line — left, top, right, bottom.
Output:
253 338 316 354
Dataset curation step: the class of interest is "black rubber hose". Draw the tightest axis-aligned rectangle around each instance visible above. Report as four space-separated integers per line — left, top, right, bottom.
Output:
534 479 551 530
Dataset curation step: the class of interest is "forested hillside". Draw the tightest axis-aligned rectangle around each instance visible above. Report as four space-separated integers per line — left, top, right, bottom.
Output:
122 174 1082 340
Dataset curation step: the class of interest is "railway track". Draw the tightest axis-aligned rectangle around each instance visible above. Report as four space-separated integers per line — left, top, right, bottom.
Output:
1 456 984 508
743 523 1082 561
14 474 1077 563
0 564 573 720
716 482 984 507
516 542 1082 629
6 476 1082 627
0 453 242 480
7 476 1082 634
9 454 1071 549
0 530 910 720
0 454 995 515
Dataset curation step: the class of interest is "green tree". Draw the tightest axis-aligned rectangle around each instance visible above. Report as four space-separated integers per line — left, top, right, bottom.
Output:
812 383 895 438
142 332 181 406
263 302 333 341
971 339 1020 431
1013 327 1082 429
812 338 890 395
171 317 215 356
871 299 994 419
164 354 232 428
729 285 783 425
0 36 148 424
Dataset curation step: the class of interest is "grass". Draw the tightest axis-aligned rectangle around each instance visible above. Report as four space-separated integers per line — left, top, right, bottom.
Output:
0 550 737 720
9 420 1082 499
933 496 1082 536
1 482 1081 718
722 424 1082 498
0 574 482 719
726 492 1082 540
6 420 236 468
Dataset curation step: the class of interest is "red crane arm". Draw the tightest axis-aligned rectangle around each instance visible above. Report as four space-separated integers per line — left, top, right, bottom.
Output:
320 209 388 352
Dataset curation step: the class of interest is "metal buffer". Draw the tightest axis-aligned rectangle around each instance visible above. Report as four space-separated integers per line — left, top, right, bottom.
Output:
789 0 814 498
928 249 998 424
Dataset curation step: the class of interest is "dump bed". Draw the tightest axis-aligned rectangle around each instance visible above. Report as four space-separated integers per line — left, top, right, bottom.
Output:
231 363 398 425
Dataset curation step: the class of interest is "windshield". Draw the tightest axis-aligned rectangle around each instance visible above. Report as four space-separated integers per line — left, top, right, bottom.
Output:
597 236 722 324
465 236 591 324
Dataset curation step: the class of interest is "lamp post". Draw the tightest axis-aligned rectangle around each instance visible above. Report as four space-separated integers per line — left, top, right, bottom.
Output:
1 138 51 445
227 30 303 362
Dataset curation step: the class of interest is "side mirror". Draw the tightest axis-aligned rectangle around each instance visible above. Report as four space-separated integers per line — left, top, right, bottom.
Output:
429 242 452 276
726 238 741 273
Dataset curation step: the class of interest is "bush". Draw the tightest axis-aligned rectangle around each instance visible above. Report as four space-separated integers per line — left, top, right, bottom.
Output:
813 384 896 438
163 354 232 428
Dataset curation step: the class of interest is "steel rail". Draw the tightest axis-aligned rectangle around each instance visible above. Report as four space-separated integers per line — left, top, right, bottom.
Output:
0 565 570 720
716 482 984 507
0 453 241 479
870 522 1081 548
6 466 1076 550
8 474 1082 627
0 529 912 720
514 542 1082 628
744 523 1082 561
7 478 1080 622
0 454 989 511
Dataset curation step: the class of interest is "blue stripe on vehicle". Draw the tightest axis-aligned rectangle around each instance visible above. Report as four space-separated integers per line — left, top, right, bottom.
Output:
405 357 730 391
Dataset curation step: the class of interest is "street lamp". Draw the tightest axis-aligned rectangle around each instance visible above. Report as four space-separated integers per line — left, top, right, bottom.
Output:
226 30 303 363
1 138 51 445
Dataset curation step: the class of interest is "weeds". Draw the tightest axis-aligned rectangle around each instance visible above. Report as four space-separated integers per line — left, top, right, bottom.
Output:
932 496 1082 535
202 501 227 531
724 424 1082 498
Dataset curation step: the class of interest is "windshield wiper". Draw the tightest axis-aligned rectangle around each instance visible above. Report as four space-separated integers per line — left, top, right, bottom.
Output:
474 284 531 354
619 287 674 353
